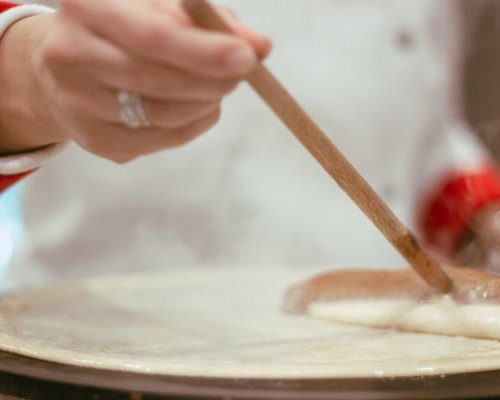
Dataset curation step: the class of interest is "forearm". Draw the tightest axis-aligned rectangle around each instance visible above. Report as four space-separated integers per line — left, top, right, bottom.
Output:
0 12 65 155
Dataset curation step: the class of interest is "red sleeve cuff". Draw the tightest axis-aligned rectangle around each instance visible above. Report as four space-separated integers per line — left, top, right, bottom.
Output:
0 171 33 192
420 165 500 257
0 2 18 12
0 0 52 195
0 2 38 192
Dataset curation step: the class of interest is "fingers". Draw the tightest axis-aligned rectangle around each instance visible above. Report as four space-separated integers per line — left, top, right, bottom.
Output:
62 0 270 78
43 24 241 101
101 20 256 78
144 99 220 129
41 0 272 163
68 81 221 129
90 58 241 101
217 7 272 59
80 87 221 129
43 65 222 160
74 108 221 163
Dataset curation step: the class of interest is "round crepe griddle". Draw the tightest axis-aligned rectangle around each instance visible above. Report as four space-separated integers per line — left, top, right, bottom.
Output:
0 268 499 399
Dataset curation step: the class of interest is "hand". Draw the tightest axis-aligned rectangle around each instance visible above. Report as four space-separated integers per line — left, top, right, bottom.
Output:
456 205 500 274
0 0 271 162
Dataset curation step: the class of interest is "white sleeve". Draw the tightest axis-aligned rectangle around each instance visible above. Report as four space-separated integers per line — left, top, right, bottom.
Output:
0 4 54 33
0 3 66 175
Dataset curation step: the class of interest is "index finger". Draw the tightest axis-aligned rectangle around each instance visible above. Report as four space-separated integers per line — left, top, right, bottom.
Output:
79 0 264 78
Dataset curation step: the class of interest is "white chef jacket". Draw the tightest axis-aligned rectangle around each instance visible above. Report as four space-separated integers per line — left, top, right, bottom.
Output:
0 0 494 289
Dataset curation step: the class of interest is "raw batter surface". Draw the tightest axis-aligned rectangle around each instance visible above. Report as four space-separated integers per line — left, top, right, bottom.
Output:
1 268 500 378
309 297 500 340
285 267 500 341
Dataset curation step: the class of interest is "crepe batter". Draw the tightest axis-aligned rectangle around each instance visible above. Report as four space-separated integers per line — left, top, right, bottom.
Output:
0 268 500 379
308 296 500 340
285 266 500 341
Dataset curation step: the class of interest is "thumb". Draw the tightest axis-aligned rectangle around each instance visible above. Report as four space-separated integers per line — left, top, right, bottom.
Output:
216 7 272 60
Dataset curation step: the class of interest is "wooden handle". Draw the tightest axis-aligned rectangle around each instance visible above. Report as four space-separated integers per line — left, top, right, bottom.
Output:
182 0 453 294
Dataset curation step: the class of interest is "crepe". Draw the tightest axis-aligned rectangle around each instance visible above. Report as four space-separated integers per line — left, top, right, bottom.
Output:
284 267 500 340
2 268 500 378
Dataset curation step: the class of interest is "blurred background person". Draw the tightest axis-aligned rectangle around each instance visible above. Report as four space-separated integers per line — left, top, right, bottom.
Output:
453 0 500 270
1 0 500 290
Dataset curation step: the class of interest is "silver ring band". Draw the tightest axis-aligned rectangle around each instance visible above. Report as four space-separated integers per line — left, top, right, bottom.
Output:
117 90 151 129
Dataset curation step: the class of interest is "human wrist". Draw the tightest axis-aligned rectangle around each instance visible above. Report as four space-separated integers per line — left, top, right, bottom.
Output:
0 13 66 156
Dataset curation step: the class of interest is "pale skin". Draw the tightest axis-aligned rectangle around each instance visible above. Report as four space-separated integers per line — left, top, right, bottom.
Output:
0 0 271 163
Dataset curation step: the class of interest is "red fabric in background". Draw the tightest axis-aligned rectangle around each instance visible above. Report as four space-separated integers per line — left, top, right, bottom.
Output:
0 2 17 12
421 165 500 257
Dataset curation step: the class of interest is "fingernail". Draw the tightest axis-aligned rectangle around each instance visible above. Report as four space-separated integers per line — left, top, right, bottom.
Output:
225 47 255 72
